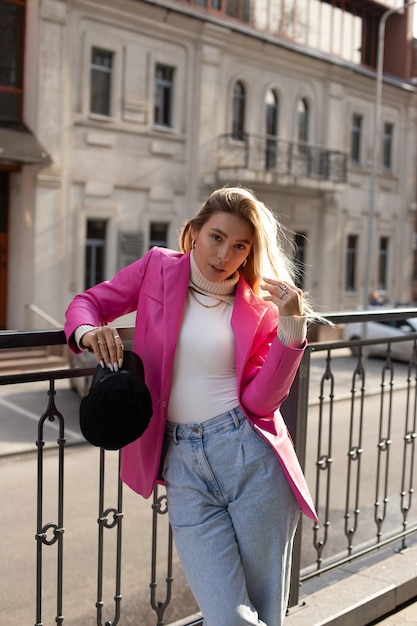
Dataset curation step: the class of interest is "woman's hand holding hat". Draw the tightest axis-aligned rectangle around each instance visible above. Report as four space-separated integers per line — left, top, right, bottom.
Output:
81 326 124 371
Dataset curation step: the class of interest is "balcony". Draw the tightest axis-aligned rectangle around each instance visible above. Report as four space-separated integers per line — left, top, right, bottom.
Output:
1 308 417 625
217 133 348 189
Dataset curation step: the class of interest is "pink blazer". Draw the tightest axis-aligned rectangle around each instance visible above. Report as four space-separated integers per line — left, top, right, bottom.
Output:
65 247 317 520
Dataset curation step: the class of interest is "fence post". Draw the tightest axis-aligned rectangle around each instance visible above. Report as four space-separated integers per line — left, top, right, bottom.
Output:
281 347 312 608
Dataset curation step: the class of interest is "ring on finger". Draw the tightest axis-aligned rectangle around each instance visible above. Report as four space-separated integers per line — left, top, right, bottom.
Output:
113 334 120 339
279 289 287 299
97 340 106 345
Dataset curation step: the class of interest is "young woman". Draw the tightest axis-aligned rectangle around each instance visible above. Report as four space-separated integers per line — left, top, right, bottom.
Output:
65 186 318 626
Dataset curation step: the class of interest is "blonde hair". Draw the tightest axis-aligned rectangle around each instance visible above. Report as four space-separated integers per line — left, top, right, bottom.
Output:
181 185 295 282
179 186 319 319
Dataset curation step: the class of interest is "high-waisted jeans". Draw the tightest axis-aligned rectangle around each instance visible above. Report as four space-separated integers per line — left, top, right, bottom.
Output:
162 406 299 626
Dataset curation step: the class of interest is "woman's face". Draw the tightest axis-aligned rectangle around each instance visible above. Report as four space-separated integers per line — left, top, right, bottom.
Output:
191 212 253 282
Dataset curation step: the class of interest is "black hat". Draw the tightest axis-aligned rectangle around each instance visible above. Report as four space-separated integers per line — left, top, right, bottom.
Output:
79 350 153 450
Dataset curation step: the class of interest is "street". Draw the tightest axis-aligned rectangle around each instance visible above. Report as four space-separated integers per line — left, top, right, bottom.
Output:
1 351 416 624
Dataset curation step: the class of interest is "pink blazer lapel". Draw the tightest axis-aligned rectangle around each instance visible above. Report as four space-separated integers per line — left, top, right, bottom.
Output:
231 278 270 387
160 252 191 399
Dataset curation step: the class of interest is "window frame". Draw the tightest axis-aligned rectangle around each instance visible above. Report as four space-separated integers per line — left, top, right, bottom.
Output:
377 236 389 292
232 80 246 141
345 233 359 293
84 219 107 290
149 221 170 249
294 232 307 290
297 98 309 146
90 47 114 117
382 122 394 171
0 0 26 122
265 89 279 170
154 63 175 128
350 113 363 165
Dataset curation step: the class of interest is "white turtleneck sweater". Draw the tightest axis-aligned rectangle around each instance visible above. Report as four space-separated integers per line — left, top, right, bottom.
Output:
167 251 306 424
167 251 240 423
167 293 238 423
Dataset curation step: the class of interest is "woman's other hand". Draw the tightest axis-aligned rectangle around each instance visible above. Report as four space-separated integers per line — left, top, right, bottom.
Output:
260 278 305 317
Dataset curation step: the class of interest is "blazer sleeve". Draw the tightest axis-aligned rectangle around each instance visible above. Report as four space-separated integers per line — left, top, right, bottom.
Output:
239 315 306 418
64 248 154 351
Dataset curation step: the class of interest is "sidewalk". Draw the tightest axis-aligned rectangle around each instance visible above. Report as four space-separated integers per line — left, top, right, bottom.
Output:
285 539 417 626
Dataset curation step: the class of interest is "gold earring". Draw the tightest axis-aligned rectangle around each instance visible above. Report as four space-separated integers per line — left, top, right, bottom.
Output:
242 259 247 267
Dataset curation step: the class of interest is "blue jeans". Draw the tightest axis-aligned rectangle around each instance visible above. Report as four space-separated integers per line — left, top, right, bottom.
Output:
162 407 300 626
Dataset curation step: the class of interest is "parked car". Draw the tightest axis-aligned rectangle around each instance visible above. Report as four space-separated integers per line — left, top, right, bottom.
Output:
343 317 417 361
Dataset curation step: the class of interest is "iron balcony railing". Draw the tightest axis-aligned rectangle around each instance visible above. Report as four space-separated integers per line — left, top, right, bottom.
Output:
1 308 417 624
217 133 348 184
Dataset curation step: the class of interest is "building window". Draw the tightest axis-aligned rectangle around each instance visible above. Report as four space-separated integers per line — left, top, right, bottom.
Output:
345 234 358 292
294 232 307 290
297 98 309 145
226 0 250 22
149 222 169 249
0 0 25 121
351 114 362 164
154 64 174 127
265 89 279 170
85 219 107 289
383 122 393 170
232 81 245 140
378 236 389 291
90 48 113 116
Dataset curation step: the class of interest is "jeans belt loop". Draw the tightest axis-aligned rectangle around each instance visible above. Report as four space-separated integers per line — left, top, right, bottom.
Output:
231 408 240 429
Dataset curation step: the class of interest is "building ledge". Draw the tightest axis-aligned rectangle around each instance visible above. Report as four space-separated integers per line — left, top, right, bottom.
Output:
286 539 417 625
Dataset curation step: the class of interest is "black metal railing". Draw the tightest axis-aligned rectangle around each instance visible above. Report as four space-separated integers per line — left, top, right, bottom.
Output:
284 308 417 607
217 133 348 183
1 309 417 624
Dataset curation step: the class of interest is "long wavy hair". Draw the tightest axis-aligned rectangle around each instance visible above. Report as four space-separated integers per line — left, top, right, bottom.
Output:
179 186 321 319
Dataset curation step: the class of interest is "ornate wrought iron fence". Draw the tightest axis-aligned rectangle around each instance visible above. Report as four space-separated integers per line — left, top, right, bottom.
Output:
217 133 347 183
284 309 417 606
1 309 417 623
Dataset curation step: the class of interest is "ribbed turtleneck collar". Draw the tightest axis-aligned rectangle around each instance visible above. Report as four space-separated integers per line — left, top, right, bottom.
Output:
189 250 239 304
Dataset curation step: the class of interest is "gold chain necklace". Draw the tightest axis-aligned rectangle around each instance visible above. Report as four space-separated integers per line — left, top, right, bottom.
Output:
189 287 223 309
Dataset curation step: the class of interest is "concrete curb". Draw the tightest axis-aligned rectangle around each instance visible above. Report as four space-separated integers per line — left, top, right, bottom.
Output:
286 540 417 625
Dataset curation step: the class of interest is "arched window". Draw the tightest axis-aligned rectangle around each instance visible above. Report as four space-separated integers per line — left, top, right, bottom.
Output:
297 98 309 145
265 89 279 169
232 81 245 140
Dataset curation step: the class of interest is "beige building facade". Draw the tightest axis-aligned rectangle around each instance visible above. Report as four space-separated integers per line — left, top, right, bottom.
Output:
1 0 417 329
